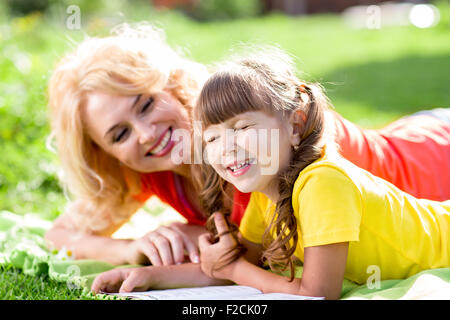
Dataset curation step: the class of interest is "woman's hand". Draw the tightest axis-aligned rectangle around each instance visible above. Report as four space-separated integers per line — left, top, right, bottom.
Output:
198 213 242 280
126 222 202 266
91 266 156 293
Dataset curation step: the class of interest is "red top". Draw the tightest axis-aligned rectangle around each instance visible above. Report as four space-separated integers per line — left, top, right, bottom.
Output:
131 171 207 226
131 113 450 226
330 112 450 201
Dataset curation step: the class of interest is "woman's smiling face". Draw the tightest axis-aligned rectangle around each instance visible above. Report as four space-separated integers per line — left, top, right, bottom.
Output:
82 90 192 173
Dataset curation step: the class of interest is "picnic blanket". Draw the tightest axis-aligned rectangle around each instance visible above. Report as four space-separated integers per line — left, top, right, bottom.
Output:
1 210 449 300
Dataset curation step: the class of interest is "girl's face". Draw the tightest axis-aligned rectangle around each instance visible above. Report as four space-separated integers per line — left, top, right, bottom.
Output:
82 90 191 173
203 111 294 195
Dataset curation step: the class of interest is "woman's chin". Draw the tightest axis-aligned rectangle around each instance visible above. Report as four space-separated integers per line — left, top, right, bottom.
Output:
132 159 179 173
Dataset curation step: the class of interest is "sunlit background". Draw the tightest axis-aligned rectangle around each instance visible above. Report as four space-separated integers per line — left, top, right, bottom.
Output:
0 0 449 221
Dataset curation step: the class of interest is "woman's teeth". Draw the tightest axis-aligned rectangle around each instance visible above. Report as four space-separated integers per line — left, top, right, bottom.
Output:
147 129 171 156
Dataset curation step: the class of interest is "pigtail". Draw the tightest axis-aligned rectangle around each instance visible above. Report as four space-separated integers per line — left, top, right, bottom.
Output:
262 84 326 281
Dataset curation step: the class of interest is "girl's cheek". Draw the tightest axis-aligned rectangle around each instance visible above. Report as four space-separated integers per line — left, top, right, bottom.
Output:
205 145 220 165
237 131 259 156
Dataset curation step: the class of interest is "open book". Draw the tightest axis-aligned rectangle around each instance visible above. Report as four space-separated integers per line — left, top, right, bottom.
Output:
104 285 324 300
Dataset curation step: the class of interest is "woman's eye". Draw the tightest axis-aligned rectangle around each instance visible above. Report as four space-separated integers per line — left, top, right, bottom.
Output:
141 97 154 113
206 136 217 143
113 128 128 143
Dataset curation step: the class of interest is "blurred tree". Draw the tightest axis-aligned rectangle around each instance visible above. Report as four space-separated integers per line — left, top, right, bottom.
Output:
262 0 307 15
182 0 262 21
152 0 196 9
5 0 50 15
262 0 430 15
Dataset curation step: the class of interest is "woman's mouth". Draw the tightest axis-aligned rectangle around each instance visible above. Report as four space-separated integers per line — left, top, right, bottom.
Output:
145 127 175 157
226 159 254 177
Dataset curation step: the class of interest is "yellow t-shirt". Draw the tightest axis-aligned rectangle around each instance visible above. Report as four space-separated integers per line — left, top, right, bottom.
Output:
239 147 450 284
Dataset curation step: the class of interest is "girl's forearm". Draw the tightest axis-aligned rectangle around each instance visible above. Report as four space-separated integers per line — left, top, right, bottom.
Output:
151 263 233 290
227 258 305 295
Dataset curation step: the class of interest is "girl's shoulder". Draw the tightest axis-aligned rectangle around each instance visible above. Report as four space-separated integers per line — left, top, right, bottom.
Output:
291 154 365 222
294 159 354 191
292 147 362 200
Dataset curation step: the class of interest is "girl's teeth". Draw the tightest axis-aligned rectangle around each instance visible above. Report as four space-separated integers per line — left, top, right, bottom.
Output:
230 160 251 172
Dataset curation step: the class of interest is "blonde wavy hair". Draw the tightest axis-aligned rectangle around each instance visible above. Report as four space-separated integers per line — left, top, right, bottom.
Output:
47 23 208 231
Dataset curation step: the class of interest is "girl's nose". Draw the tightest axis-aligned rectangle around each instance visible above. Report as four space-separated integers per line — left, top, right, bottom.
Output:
222 130 237 156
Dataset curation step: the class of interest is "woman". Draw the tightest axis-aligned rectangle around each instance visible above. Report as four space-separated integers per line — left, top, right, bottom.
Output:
45 24 450 267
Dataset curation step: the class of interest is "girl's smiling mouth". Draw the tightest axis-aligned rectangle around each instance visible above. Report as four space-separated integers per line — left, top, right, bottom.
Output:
226 158 255 177
146 127 174 157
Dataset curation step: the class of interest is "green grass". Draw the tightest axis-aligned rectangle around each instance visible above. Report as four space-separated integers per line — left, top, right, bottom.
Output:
0 265 97 300
0 0 449 299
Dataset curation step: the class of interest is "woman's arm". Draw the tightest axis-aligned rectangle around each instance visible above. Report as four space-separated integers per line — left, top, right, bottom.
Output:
44 199 139 265
45 197 206 265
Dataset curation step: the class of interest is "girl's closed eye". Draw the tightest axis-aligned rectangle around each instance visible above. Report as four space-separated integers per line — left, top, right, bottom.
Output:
206 135 219 143
204 129 221 144
234 125 250 132
234 121 254 132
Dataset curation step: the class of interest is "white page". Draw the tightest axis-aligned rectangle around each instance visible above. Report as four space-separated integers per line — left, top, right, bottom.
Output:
106 285 262 300
229 293 324 300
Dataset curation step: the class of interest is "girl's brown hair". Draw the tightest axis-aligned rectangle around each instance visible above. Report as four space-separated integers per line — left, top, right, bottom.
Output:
194 47 330 279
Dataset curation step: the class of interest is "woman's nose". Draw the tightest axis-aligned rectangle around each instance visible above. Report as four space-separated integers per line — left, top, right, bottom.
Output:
135 122 156 145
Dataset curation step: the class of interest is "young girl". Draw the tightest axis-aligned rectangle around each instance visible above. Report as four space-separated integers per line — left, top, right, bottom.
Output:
49 22 450 272
90 48 450 298
194 49 450 299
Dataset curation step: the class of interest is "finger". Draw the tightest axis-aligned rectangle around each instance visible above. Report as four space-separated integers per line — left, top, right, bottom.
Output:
213 212 230 235
150 233 174 266
156 226 186 264
198 233 212 252
168 224 200 263
139 239 163 267
119 268 153 293
119 270 140 293
91 269 130 294
185 238 200 264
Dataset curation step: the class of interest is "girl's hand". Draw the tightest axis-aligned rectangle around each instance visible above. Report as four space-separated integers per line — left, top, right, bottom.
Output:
91 266 155 293
198 212 241 280
126 222 201 266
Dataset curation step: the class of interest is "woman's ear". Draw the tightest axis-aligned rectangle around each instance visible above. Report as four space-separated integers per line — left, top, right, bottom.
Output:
288 108 307 148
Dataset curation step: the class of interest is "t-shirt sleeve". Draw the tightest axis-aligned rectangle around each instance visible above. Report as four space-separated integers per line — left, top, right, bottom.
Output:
239 192 267 244
296 166 363 247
